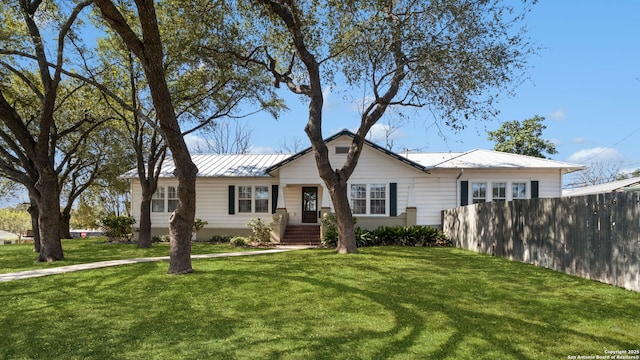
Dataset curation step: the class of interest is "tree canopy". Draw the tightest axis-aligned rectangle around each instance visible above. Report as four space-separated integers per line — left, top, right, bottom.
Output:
218 0 537 253
488 115 557 159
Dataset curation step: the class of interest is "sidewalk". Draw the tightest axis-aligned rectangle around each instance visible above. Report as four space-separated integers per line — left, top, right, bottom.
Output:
0 246 313 283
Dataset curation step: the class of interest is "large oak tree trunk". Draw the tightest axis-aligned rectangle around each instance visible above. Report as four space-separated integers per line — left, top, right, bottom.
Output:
137 197 153 248
328 181 358 254
94 0 198 274
36 169 64 262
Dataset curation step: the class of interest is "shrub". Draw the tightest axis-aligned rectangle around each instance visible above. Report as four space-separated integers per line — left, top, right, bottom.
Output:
99 214 135 242
246 218 271 244
151 235 162 243
362 225 450 247
320 219 450 248
320 213 358 247
230 236 248 247
160 234 171 243
192 218 208 232
209 234 232 243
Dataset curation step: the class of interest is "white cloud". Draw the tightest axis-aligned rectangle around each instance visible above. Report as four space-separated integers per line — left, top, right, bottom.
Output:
548 109 566 121
572 137 587 144
567 147 624 164
184 134 208 154
366 123 407 145
247 145 278 154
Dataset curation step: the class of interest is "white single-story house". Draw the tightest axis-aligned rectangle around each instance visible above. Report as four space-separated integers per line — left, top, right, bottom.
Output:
123 130 584 243
562 176 640 197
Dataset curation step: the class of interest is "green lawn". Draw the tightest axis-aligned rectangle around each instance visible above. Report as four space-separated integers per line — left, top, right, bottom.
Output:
0 245 639 359
0 238 255 274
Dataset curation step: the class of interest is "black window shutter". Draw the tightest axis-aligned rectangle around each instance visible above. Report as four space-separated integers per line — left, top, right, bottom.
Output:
271 185 278 213
228 185 235 214
460 181 469 206
390 182 397 217
531 181 539 198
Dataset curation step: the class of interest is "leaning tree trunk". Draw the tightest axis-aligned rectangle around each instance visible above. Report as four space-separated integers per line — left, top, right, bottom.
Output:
35 169 64 262
95 0 198 273
137 197 153 248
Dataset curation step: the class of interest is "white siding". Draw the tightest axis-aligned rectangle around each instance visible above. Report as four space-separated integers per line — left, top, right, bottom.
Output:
409 169 564 227
131 177 278 230
278 137 428 224
127 135 567 231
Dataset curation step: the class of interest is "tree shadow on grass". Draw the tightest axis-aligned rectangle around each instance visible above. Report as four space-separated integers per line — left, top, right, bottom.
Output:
0 248 638 359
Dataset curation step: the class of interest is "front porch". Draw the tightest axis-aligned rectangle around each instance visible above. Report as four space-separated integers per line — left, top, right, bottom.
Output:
268 183 418 244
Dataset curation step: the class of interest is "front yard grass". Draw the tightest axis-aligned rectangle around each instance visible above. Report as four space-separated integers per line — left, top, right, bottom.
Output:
0 246 638 359
0 237 256 274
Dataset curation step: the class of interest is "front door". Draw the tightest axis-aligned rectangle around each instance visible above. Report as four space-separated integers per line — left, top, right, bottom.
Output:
302 187 318 223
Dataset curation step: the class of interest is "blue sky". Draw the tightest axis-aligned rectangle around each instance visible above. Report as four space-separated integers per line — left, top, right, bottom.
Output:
237 1 640 173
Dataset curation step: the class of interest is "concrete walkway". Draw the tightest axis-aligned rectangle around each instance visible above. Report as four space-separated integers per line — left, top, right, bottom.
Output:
0 246 313 283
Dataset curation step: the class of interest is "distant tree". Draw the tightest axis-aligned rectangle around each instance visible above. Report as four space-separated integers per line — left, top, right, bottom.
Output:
279 136 307 154
573 160 622 187
190 120 253 154
0 207 30 241
488 115 557 158
617 168 640 180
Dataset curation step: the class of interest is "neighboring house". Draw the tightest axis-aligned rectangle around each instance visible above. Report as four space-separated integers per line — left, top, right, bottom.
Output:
563 176 640 197
122 130 584 242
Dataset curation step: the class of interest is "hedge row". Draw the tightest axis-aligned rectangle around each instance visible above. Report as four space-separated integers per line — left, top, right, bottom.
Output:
322 224 451 248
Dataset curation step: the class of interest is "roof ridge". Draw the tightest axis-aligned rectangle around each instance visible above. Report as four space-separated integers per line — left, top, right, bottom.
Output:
431 149 478 167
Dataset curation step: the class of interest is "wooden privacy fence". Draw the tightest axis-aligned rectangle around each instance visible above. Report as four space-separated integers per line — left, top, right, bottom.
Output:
442 192 640 292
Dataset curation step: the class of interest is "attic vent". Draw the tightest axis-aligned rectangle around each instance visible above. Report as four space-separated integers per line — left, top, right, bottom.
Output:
335 146 349 154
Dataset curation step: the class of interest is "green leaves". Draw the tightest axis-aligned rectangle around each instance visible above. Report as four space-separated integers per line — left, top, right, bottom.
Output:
488 115 558 158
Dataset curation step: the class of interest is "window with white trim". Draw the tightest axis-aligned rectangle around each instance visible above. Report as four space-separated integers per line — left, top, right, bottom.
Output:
255 186 269 213
350 184 367 214
152 187 165 212
472 182 487 204
370 184 386 215
350 183 387 215
492 182 506 202
236 185 270 213
238 186 252 213
167 186 179 212
512 182 527 199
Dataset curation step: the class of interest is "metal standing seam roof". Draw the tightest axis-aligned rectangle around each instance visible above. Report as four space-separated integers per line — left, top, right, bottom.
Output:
120 133 584 179
405 149 585 174
121 153 292 178
563 176 640 197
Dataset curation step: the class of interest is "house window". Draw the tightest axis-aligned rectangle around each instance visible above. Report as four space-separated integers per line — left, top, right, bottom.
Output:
370 184 386 214
255 186 269 213
237 186 270 213
512 182 527 199
350 183 387 215
350 184 367 214
152 187 165 212
492 183 506 202
472 183 486 204
238 186 252 213
167 186 179 212
335 146 349 154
